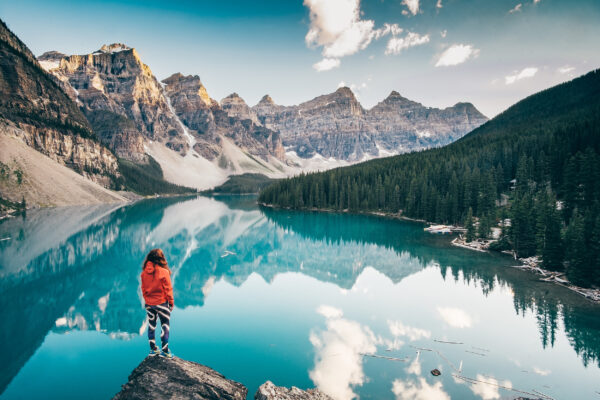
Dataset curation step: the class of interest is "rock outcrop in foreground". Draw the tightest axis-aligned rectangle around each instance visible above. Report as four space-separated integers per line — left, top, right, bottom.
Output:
113 357 332 400
255 381 333 400
112 356 247 400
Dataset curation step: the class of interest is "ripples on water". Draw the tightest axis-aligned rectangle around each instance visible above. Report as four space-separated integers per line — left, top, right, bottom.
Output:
0 196 599 399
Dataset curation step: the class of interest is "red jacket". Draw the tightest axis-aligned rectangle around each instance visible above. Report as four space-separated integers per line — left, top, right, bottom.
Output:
141 261 174 307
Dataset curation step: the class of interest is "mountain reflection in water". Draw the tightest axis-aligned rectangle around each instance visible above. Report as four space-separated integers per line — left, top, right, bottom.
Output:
0 195 599 399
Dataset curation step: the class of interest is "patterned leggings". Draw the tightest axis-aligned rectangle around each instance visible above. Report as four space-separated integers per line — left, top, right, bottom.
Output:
146 302 171 352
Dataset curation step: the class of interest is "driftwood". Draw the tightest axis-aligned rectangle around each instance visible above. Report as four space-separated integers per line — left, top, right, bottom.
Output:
512 257 600 302
532 389 556 400
434 339 463 345
453 374 554 400
359 353 408 362
465 350 486 357
409 345 433 352
451 237 489 252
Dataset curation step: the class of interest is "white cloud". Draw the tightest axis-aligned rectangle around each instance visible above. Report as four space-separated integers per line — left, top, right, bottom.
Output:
402 0 420 15
304 0 402 70
392 378 450 400
376 23 403 38
388 320 431 341
509 3 523 13
313 57 341 71
469 374 512 400
304 0 376 59
505 67 538 84
310 306 378 400
440 29 447 38
534 0 541 3
385 32 430 55
437 307 473 328
558 65 575 74
317 304 344 319
435 44 479 67
436 0 443 8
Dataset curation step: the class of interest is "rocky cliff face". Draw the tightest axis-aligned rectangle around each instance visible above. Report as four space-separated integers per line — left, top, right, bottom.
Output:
254 87 377 160
253 87 488 161
162 73 285 162
0 19 121 187
252 95 284 131
220 92 261 125
41 48 286 165
40 44 187 161
9 122 120 187
366 91 488 151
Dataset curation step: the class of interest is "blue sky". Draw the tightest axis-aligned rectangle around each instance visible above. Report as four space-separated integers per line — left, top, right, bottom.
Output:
2 0 599 117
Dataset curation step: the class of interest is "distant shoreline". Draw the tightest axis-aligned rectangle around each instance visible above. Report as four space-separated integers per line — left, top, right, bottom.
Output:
259 201 600 304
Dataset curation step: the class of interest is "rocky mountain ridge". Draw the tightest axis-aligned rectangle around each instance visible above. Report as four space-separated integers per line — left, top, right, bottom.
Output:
39 41 486 179
161 73 285 163
40 44 288 189
250 87 488 161
39 45 189 161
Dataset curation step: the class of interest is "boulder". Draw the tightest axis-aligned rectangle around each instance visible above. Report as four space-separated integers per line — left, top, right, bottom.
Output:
255 381 333 400
112 356 247 400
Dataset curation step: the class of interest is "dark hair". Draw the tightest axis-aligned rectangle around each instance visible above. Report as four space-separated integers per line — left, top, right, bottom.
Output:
143 248 168 269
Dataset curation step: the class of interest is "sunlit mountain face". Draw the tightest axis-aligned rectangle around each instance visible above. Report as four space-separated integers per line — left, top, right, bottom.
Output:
1 196 599 399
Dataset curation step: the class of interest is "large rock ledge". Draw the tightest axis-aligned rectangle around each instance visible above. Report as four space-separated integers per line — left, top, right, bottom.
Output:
112 356 332 400
112 356 247 400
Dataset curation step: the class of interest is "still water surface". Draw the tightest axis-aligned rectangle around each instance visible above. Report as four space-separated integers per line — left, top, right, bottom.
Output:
0 196 599 399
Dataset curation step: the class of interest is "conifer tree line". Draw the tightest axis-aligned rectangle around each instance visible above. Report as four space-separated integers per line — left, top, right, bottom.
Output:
259 70 600 287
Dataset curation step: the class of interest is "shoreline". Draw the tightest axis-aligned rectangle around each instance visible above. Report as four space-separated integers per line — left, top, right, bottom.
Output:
0 191 200 221
259 202 600 304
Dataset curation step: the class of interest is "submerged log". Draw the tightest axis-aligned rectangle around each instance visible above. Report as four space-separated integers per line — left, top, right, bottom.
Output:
112 356 248 400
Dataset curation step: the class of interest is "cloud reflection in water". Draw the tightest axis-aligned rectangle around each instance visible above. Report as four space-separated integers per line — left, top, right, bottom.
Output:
309 305 378 400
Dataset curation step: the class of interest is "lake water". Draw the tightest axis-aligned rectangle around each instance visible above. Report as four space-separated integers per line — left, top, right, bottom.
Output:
0 196 599 400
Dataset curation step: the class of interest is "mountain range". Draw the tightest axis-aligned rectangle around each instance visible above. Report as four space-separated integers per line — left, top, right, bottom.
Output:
0 17 487 207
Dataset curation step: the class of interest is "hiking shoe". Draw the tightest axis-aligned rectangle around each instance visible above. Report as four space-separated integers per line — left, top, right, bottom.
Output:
160 350 174 359
149 349 161 357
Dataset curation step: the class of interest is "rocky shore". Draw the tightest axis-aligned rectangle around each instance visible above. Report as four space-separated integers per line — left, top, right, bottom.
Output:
451 236 600 303
112 356 332 400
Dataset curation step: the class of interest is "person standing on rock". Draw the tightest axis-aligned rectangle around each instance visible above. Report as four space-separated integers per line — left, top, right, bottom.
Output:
141 248 174 358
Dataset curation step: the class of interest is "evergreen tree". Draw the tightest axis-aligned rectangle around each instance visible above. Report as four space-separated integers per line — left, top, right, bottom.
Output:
541 195 564 271
591 214 600 286
465 207 475 242
478 213 490 239
565 211 589 286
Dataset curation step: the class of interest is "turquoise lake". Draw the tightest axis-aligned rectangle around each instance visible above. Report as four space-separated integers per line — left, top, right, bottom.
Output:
0 195 599 399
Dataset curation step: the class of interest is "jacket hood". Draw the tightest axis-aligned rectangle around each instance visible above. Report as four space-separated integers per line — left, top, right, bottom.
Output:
144 261 171 275
144 261 156 274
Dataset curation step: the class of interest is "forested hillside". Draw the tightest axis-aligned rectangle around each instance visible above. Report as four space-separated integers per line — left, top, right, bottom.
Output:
259 69 600 287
